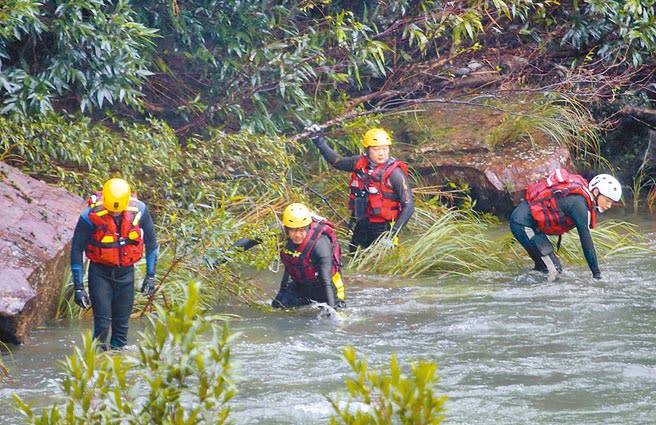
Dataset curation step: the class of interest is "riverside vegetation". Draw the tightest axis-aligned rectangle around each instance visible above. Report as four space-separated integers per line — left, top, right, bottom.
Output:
4 0 656 421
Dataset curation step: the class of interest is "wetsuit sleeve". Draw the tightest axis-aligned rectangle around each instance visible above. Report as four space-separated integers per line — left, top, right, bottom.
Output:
313 137 360 172
70 215 93 289
310 235 336 307
387 167 415 233
139 204 158 276
562 195 600 276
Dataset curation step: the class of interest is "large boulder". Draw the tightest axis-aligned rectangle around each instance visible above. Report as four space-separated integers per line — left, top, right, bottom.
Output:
399 102 575 217
0 162 83 344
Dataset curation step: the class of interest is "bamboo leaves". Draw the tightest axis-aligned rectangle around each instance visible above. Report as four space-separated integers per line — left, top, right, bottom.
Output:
1 0 156 115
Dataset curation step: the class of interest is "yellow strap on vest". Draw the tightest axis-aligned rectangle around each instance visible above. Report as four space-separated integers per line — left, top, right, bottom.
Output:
332 272 345 300
100 235 115 243
282 248 301 257
132 210 142 226
96 209 109 217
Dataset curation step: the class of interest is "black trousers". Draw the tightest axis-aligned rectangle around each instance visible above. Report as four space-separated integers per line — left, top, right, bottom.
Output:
88 263 135 349
509 201 562 274
272 281 337 309
350 220 392 252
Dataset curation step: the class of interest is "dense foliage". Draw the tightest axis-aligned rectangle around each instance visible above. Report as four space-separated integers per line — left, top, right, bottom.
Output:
0 0 156 114
2 1 656 135
0 113 292 311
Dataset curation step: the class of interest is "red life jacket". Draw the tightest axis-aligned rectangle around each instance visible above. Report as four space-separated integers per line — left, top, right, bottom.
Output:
349 156 408 223
84 192 145 267
279 218 342 285
525 168 597 235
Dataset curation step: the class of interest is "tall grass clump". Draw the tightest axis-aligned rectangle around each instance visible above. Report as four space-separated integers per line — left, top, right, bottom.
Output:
348 207 504 277
329 346 447 424
499 220 653 270
14 281 237 424
0 346 9 382
553 220 653 263
485 93 609 169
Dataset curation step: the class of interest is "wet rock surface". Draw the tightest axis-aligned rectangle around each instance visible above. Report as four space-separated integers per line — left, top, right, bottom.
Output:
403 103 574 217
0 163 83 344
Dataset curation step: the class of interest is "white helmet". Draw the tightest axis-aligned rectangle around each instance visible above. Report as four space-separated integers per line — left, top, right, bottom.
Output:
589 174 622 202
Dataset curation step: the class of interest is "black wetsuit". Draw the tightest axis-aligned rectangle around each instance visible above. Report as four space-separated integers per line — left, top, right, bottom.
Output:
509 195 600 278
314 138 414 250
272 234 340 308
71 205 158 349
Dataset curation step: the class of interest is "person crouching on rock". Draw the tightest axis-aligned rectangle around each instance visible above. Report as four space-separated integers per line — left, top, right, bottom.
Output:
272 203 346 310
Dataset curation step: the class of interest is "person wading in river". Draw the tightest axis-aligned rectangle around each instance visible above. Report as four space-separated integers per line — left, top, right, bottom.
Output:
70 178 158 350
510 169 622 280
308 125 414 252
272 203 346 310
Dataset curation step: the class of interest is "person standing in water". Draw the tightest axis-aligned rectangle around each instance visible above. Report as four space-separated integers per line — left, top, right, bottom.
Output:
309 126 414 251
272 203 346 310
71 178 158 350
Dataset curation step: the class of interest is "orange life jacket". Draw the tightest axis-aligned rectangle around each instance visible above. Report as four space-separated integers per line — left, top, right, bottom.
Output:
280 218 342 286
84 192 145 267
349 156 408 223
525 168 597 235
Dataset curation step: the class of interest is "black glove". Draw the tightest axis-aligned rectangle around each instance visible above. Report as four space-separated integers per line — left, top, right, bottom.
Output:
141 275 156 297
592 272 601 280
74 289 90 309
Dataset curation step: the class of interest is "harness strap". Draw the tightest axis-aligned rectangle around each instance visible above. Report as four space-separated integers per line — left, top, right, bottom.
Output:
298 222 326 264
89 238 141 249
382 191 401 201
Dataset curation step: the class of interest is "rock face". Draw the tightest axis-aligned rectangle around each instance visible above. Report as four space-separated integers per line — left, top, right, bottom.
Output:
0 162 83 344
402 103 575 217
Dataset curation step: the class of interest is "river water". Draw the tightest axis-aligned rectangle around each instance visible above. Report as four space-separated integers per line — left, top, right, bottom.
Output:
2 215 656 424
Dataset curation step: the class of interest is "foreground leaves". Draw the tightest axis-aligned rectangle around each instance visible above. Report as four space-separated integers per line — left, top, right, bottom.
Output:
14 281 237 424
329 346 447 425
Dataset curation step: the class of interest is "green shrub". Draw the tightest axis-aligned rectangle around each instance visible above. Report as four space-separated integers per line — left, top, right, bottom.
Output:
0 113 290 312
14 281 236 424
329 346 447 425
0 0 156 115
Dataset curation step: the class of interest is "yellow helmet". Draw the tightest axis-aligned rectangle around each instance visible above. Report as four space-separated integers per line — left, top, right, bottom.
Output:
363 128 392 148
102 178 131 213
282 203 312 228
